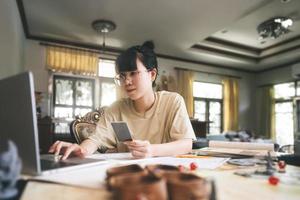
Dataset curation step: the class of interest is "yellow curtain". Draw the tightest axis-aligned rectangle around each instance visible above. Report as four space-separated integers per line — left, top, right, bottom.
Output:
258 86 275 139
177 69 194 117
46 46 99 75
223 78 239 131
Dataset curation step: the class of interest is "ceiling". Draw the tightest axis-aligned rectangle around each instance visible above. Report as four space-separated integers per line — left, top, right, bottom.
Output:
18 0 300 72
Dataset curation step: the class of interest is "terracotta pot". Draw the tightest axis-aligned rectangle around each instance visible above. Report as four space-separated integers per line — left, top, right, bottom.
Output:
146 164 179 173
167 173 212 200
111 174 168 200
106 164 147 189
146 164 181 181
107 164 145 178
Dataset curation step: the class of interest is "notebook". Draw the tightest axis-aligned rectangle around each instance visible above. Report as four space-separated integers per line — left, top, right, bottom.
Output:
198 141 276 157
0 71 106 175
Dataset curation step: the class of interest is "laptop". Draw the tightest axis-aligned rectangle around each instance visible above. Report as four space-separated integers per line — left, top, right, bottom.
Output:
0 71 106 175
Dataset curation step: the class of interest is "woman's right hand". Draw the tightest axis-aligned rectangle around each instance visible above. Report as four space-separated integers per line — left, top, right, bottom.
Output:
48 140 88 160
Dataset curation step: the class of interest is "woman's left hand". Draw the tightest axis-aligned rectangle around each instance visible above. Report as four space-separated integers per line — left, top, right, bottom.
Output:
124 140 153 158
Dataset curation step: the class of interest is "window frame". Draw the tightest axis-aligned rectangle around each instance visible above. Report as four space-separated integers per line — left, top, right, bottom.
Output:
193 97 223 134
273 81 297 146
193 81 223 134
51 58 117 134
99 76 117 106
52 75 96 116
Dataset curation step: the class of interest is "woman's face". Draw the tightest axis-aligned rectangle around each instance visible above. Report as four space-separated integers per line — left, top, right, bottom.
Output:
121 58 156 100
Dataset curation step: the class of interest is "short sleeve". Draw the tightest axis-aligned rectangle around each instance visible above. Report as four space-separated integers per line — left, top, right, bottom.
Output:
169 94 196 141
88 104 119 151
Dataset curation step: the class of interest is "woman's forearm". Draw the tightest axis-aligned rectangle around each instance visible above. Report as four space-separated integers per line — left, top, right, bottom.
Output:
80 139 99 155
151 139 193 157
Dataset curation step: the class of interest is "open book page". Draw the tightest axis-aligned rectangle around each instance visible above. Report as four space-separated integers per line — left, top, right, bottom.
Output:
118 156 230 170
209 141 274 150
198 141 275 157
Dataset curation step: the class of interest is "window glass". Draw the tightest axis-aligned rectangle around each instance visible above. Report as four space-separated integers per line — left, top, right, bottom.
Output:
55 79 73 105
209 127 221 135
75 108 92 117
274 82 295 99
98 59 116 78
296 81 300 96
275 102 294 145
101 82 117 106
193 82 222 99
209 102 221 134
194 100 206 121
209 115 221 127
209 102 221 114
54 123 70 134
193 82 223 134
52 59 117 134
75 80 93 106
54 107 73 119
53 76 95 134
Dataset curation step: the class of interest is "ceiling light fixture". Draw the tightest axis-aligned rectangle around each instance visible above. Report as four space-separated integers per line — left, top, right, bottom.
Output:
92 19 116 50
257 17 293 40
280 0 291 3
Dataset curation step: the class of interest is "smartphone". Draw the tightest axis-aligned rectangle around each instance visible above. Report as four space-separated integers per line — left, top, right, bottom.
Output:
111 121 133 142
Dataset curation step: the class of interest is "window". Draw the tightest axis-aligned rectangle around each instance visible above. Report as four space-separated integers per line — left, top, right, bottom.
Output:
98 59 117 106
193 82 223 134
53 76 95 134
274 82 295 146
52 59 117 134
274 82 295 99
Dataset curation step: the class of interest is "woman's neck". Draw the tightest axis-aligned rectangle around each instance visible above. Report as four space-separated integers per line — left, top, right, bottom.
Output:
133 91 156 113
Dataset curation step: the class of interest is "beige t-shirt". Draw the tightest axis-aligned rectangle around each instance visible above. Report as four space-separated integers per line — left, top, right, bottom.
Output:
88 91 196 151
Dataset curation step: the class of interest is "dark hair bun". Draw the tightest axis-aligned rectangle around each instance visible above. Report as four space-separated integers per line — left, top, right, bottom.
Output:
142 40 155 50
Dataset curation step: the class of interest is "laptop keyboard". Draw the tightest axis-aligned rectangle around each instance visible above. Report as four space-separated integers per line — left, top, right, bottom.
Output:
40 154 106 171
40 159 81 170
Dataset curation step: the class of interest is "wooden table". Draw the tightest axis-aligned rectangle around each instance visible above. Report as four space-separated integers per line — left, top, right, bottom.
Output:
20 153 300 200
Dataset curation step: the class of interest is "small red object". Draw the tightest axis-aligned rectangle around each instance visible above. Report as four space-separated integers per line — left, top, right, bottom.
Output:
178 165 185 172
278 160 286 169
190 162 198 170
268 176 279 185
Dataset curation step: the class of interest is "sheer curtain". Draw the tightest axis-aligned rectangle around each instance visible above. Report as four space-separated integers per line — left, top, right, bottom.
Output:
223 78 239 131
46 46 99 75
258 86 275 139
177 69 194 117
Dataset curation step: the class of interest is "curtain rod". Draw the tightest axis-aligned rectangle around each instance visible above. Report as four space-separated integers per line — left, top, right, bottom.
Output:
174 67 241 79
39 42 118 57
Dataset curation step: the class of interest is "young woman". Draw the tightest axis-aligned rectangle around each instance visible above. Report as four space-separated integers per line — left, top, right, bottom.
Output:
49 41 195 159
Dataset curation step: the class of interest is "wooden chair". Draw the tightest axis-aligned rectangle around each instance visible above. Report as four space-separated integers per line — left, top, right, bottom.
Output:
69 107 107 152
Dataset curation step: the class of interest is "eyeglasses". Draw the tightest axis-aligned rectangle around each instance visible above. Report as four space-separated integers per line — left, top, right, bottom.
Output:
114 70 150 86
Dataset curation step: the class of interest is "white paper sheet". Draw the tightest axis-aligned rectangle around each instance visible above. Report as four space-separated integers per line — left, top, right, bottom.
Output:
114 156 230 170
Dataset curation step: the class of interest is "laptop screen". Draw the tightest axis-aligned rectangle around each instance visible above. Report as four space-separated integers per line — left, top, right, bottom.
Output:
0 71 41 175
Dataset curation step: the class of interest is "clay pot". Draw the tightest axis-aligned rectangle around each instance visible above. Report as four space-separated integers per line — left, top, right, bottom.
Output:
106 164 215 200
110 173 168 200
106 164 147 189
107 164 146 178
167 173 212 200
146 164 179 173
146 164 180 180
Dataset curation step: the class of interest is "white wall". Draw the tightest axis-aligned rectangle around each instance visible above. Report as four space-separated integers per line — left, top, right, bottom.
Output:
0 0 25 79
256 66 293 86
24 40 48 92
